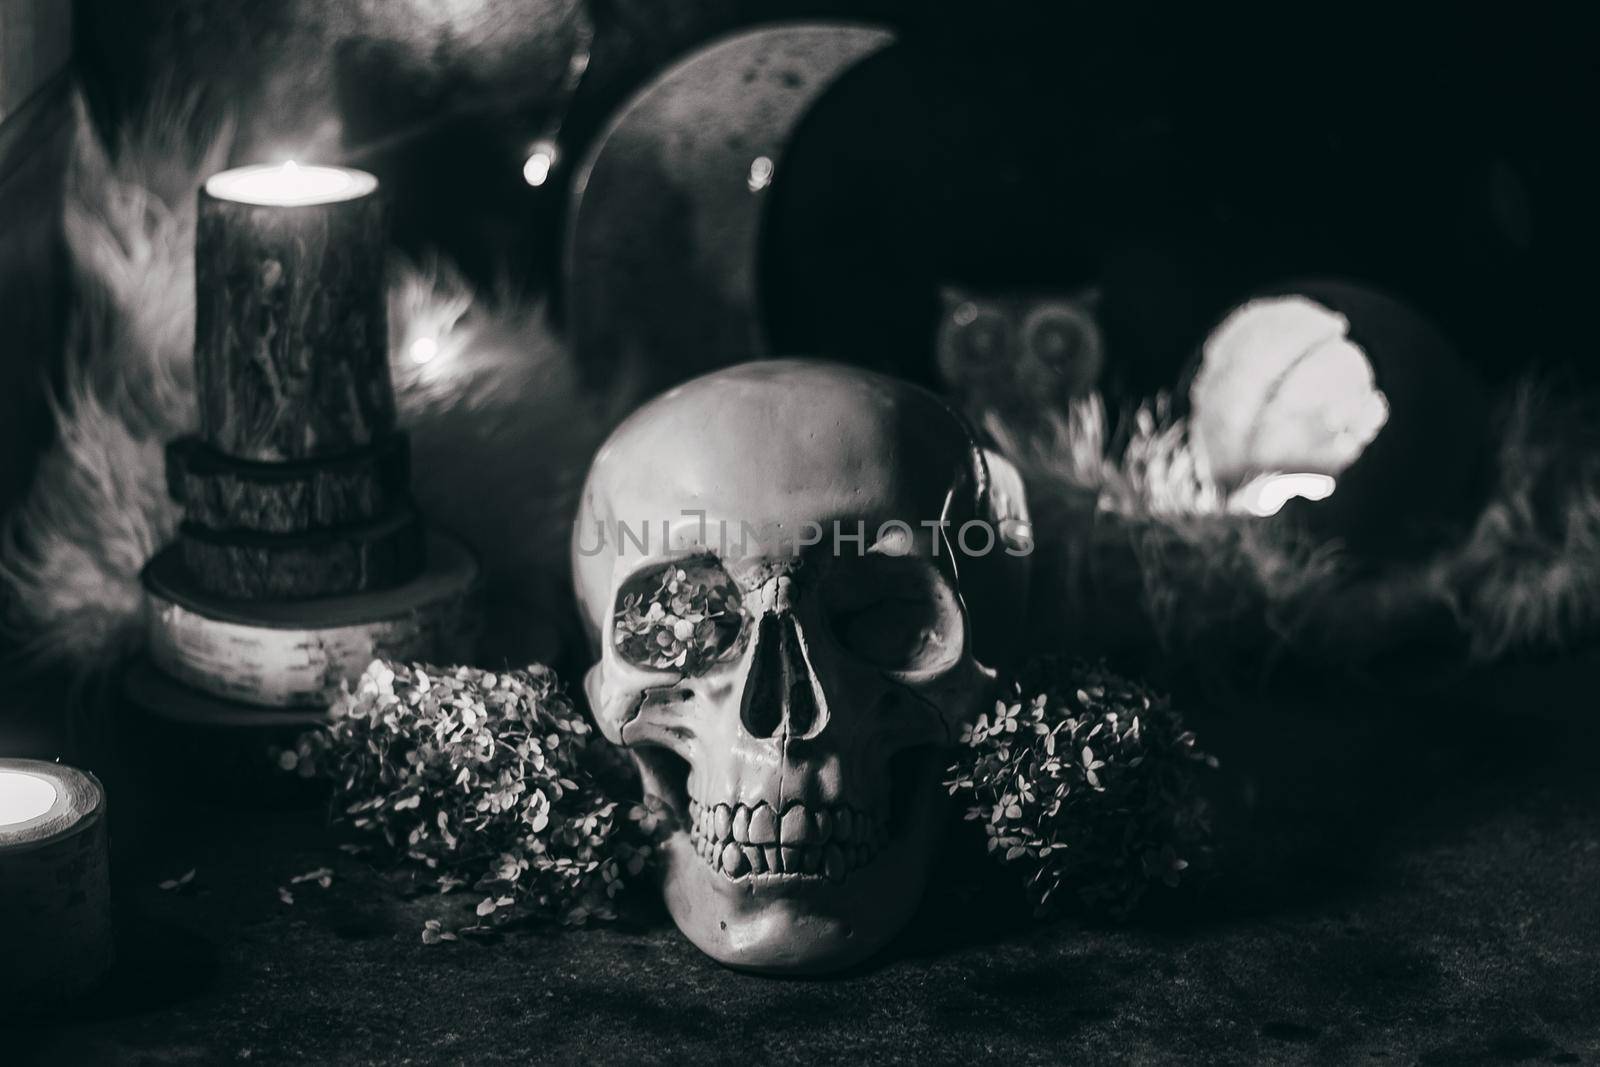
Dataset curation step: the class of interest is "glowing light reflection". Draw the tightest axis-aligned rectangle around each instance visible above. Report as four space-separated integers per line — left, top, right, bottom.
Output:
408 337 439 365
524 141 559 187
1233 472 1337 518
747 155 775 193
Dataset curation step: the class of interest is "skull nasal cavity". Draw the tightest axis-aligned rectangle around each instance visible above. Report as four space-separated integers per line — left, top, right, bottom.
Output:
740 615 827 740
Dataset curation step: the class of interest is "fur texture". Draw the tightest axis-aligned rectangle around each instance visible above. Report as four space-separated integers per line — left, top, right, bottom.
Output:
388 257 637 667
990 385 1600 674
1442 384 1600 659
990 396 1348 677
0 93 227 664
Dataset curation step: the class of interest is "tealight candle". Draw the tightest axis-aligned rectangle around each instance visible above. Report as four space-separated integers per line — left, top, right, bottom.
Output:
0 759 113 1014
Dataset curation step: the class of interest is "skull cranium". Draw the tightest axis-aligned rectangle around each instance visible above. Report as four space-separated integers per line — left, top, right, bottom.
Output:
572 361 1029 972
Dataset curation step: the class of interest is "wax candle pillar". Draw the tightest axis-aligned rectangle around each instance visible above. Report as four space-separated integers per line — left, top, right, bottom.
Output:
195 163 392 462
179 162 423 600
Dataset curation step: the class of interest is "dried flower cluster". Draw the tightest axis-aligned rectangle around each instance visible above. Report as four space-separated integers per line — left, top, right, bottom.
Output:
613 564 743 671
946 659 1216 917
299 660 654 939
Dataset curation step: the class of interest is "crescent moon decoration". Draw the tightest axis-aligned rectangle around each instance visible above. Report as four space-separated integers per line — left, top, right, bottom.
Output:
564 22 896 392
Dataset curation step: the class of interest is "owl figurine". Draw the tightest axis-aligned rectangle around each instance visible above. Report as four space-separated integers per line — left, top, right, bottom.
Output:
934 285 1106 433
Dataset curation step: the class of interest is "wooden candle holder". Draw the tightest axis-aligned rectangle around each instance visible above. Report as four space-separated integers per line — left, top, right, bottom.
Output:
166 433 412 535
145 532 480 708
178 506 425 601
0 760 113 1014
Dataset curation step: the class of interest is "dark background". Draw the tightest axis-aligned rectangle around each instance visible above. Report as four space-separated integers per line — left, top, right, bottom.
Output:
69 2 1600 396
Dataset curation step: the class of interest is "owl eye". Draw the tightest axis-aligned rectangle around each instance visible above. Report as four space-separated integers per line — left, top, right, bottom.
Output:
1025 307 1102 386
612 558 745 673
960 313 1009 366
1034 324 1077 362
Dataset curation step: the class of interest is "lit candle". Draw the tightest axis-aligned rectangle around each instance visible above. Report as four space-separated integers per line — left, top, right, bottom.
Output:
0 759 113 1013
194 161 390 464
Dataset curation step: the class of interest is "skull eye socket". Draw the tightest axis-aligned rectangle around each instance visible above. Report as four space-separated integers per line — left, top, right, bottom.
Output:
612 559 744 673
822 556 964 673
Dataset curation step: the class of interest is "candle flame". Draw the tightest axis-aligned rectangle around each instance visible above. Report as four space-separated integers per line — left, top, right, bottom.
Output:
206 163 377 207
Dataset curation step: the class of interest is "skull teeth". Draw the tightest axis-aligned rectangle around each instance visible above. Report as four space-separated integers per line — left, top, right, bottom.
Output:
685 798 888 880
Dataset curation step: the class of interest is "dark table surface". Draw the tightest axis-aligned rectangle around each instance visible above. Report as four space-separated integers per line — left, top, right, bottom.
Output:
9 658 1600 1066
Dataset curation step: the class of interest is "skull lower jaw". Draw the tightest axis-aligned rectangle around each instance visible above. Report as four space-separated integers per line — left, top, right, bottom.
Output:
658 771 949 974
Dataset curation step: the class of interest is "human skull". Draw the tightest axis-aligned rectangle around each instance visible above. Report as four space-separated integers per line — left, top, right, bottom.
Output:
572 360 1029 972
